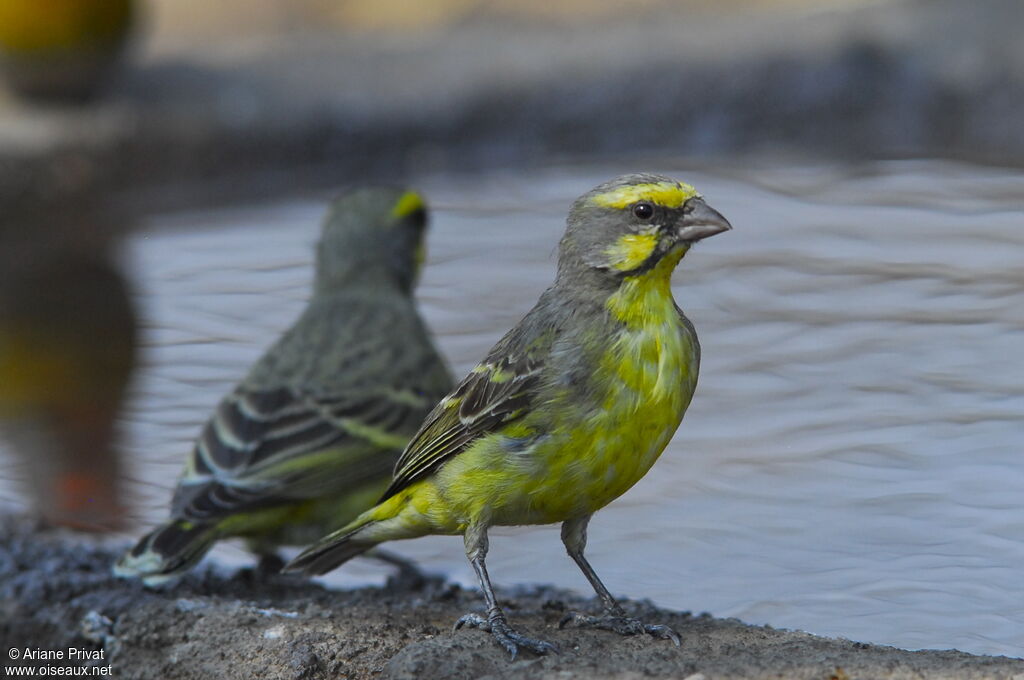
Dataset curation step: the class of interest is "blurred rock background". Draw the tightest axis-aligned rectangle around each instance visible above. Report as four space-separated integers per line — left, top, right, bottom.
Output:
1 0 1022 218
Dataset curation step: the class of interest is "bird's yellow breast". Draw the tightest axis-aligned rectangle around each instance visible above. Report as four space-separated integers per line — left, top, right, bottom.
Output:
432 248 699 529
562 248 698 515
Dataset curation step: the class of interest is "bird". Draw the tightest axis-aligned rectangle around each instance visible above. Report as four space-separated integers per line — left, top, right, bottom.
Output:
114 187 453 587
285 173 732 657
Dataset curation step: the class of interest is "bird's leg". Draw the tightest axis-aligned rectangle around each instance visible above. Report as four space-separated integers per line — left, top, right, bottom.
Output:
558 515 680 645
366 547 440 590
453 523 558 659
242 538 286 578
232 546 285 586
255 552 286 575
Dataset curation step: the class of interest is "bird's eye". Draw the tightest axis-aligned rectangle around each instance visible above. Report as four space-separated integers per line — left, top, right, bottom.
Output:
632 202 654 220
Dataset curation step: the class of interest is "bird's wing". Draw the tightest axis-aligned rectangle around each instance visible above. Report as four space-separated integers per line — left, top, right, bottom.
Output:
169 292 451 523
381 334 548 501
171 384 430 522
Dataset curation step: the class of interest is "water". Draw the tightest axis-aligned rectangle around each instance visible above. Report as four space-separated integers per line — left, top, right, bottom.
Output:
2 159 1022 657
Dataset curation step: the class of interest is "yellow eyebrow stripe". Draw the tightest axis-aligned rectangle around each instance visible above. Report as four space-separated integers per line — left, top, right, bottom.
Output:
391 191 425 218
590 181 699 209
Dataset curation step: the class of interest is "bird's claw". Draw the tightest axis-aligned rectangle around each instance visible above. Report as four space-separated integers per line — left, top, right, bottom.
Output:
384 564 443 592
370 549 441 591
453 612 488 634
558 612 681 646
255 553 286 575
235 553 286 583
454 612 559 659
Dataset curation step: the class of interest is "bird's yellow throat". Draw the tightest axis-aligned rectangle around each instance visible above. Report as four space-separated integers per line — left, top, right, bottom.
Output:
606 244 689 328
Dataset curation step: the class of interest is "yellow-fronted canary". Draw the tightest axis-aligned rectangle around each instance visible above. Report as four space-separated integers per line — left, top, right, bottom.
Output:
286 174 731 656
115 188 452 586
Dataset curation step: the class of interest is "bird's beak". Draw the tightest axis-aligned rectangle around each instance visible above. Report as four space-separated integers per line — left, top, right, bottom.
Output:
675 198 732 242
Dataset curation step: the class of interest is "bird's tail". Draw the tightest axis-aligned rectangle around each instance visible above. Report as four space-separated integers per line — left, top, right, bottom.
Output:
113 519 219 587
284 492 417 576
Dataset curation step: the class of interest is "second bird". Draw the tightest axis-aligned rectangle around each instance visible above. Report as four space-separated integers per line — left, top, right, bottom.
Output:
287 173 732 657
115 188 453 586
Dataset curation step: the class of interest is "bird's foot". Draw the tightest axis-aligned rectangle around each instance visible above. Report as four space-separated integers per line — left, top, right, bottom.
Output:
256 552 286 575
454 612 559 660
234 552 287 584
559 611 681 645
370 548 443 591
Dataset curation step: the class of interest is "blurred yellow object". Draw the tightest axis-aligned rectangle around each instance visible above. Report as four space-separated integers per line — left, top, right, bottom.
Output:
0 0 136 101
0 0 134 52
0 248 137 531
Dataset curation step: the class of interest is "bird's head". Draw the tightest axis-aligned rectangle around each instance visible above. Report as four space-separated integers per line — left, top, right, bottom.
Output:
559 173 731 282
316 187 429 294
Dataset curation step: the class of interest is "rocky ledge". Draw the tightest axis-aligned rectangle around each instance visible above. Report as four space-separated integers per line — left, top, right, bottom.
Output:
1 519 1022 680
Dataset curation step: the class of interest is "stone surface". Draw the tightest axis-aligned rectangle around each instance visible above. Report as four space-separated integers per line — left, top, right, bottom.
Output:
2 518 1022 679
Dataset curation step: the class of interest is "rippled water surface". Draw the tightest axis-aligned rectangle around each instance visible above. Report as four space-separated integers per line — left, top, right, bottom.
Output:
4 159 1023 657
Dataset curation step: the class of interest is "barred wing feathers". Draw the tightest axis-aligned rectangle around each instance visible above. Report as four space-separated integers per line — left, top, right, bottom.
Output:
172 384 429 521
381 337 549 501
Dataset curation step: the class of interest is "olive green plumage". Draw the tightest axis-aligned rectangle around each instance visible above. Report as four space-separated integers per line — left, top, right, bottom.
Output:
114 188 452 587
286 174 731 657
